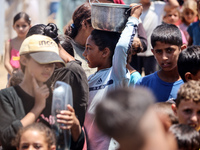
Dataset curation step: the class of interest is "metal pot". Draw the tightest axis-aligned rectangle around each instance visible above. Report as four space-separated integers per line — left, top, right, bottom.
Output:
91 3 131 33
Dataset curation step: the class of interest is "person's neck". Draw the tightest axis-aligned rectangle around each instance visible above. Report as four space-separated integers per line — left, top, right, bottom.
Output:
142 2 151 11
157 67 181 83
16 35 26 41
97 60 112 72
74 31 87 47
19 75 43 97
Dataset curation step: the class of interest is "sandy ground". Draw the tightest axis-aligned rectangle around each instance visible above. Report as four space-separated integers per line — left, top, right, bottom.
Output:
0 56 7 89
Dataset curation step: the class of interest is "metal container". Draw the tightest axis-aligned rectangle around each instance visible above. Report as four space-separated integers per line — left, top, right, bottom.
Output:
91 3 131 33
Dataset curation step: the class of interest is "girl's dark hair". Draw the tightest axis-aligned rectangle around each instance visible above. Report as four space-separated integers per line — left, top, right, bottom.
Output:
65 2 91 39
26 23 59 44
12 123 56 149
58 35 74 57
13 12 31 25
151 23 182 48
90 29 120 64
169 124 200 150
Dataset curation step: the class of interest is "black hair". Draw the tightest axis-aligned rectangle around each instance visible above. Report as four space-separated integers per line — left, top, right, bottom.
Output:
65 2 91 39
13 12 31 25
151 23 182 48
169 124 200 150
26 23 59 44
95 87 155 149
177 45 200 82
58 35 74 57
90 29 120 64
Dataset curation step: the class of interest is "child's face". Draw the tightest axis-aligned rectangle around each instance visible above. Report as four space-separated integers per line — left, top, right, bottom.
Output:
165 10 180 25
140 108 177 150
152 42 181 72
183 8 196 24
83 35 105 70
25 57 55 84
175 99 200 131
19 129 49 150
13 18 31 38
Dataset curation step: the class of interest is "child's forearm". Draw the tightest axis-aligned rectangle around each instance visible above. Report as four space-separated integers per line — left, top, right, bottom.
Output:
71 118 82 142
112 17 139 79
21 105 44 127
4 62 13 75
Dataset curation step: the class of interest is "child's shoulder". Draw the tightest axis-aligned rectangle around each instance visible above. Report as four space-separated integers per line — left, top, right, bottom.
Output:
136 72 157 85
190 20 200 27
0 86 17 100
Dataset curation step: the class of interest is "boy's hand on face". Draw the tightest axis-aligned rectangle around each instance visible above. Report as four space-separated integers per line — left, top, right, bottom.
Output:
130 3 143 19
32 74 49 109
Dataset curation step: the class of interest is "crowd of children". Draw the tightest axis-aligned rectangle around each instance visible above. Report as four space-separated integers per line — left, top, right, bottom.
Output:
1 0 200 150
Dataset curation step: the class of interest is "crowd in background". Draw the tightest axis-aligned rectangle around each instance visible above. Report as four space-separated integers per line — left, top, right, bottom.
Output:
1 0 200 150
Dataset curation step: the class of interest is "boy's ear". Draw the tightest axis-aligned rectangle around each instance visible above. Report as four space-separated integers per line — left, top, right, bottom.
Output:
171 103 177 116
185 72 192 82
102 47 110 58
181 44 187 51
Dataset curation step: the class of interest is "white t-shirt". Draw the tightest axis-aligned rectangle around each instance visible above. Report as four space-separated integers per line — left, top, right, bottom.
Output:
84 17 139 150
138 1 166 57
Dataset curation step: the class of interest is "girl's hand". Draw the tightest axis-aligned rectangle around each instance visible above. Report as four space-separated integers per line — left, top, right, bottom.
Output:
56 105 79 130
32 75 49 109
57 105 82 141
130 3 143 19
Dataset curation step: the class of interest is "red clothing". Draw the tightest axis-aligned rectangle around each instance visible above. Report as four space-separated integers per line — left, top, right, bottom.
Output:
113 0 125 4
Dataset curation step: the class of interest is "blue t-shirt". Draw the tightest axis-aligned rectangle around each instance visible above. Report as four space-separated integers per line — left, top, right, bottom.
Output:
135 71 184 102
129 71 142 87
187 21 200 45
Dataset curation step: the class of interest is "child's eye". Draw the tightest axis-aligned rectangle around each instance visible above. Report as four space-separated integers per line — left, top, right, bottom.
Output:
155 50 162 54
183 109 192 114
21 145 29 149
197 111 200 115
22 25 27 28
87 47 91 50
166 48 174 53
34 144 42 149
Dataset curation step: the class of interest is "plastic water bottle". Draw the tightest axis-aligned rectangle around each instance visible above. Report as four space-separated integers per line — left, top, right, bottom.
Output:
51 81 73 150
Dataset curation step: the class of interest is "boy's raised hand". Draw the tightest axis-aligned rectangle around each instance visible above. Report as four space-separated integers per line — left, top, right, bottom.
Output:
130 3 143 19
32 74 49 109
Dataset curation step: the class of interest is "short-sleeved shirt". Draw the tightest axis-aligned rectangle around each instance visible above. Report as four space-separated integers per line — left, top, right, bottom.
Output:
187 20 200 45
135 71 184 102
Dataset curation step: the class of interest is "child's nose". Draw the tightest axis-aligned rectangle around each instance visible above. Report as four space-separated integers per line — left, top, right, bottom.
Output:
191 114 198 122
162 53 168 60
82 50 87 57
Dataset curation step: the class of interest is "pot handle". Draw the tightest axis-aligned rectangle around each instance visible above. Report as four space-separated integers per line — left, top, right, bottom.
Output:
89 0 100 5
125 3 142 15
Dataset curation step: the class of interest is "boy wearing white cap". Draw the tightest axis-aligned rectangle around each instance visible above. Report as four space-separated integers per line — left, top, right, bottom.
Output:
0 35 82 150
